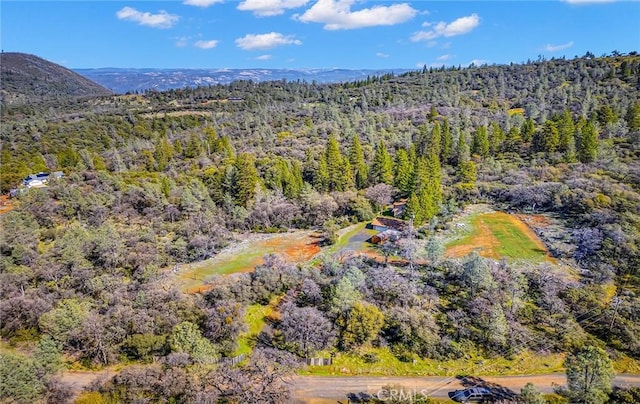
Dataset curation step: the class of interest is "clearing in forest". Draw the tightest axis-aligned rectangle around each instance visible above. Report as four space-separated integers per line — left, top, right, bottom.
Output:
446 207 551 261
179 231 321 293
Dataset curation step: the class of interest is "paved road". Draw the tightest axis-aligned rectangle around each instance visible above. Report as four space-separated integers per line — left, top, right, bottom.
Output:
290 374 640 402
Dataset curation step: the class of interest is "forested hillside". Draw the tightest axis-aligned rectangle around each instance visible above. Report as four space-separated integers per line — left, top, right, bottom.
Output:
1 54 640 403
0 53 112 106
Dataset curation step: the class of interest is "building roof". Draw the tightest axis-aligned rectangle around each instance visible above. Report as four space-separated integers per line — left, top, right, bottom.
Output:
370 216 406 231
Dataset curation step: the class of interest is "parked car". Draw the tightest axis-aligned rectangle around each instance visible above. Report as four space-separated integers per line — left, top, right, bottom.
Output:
448 387 493 402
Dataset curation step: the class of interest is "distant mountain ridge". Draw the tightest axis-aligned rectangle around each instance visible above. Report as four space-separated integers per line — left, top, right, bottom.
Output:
73 67 414 94
0 52 112 105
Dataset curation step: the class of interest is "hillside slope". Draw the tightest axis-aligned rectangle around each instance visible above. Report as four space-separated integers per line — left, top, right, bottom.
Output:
0 52 112 105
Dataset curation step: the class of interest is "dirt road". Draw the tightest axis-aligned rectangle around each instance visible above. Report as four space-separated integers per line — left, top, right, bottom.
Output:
60 369 640 402
290 374 640 402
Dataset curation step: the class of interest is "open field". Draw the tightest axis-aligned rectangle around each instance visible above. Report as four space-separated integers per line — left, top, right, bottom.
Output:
234 296 281 357
179 231 320 293
300 347 640 378
446 207 552 262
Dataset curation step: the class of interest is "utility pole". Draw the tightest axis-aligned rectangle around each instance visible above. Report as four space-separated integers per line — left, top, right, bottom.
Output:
609 295 622 332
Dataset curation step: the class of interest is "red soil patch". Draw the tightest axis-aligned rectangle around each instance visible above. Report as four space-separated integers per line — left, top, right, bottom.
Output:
0 195 14 215
263 235 321 263
515 213 552 228
447 218 502 259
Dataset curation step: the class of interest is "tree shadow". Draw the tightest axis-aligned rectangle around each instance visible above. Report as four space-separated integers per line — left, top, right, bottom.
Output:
456 375 518 400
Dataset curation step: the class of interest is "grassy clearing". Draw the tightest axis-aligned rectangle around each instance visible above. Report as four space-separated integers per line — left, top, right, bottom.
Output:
300 347 566 377
234 303 274 356
179 231 319 293
446 211 550 262
300 347 640 378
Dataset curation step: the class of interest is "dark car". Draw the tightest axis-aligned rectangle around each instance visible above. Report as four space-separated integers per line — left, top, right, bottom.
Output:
448 387 494 402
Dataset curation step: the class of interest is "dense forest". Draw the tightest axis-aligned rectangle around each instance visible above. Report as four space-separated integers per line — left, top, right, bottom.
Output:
1 53 640 403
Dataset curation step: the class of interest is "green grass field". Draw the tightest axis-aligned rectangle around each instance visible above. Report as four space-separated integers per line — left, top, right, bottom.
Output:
234 301 276 356
300 347 566 377
446 212 550 261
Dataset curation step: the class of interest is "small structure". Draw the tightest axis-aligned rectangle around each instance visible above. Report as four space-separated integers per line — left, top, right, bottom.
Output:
391 199 408 218
23 171 63 189
369 229 401 245
369 216 406 232
368 216 406 245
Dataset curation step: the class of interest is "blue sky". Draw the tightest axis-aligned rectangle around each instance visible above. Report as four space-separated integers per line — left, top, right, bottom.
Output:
2 1 639 69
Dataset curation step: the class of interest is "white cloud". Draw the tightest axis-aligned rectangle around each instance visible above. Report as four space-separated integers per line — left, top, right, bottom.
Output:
256 54 273 60
376 52 390 58
296 0 417 30
437 54 453 61
411 13 479 42
235 32 302 50
194 40 220 49
543 41 574 52
183 0 224 7
116 6 179 29
238 0 309 16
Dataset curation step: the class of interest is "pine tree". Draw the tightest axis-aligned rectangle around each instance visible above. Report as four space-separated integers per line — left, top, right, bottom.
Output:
315 153 329 192
393 148 413 195
626 102 640 133
325 135 343 191
348 134 369 189
154 137 174 171
557 109 576 153
489 122 505 155
233 153 259 207
404 192 423 225
471 126 490 157
457 161 477 184
429 122 442 159
521 118 535 143
456 131 469 165
534 120 560 153
441 120 452 163
340 156 355 190
504 126 522 153
185 134 203 158
578 119 598 163
370 141 393 185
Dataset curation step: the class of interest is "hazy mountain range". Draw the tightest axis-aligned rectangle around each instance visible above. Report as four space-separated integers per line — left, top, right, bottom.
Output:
73 67 415 94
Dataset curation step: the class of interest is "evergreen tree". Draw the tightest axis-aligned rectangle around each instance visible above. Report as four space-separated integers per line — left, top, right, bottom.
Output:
564 346 613 404
456 130 470 165
428 122 441 159
489 121 505 155
315 153 329 192
626 102 640 133
370 141 393 185
154 137 174 171
578 119 599 163
471 125 490 157
557 109 576 153
185 134 203 158
233 153 259 207
441 120 452 163
393 148 413 195
521 117 535 143
340 156 355 190
325 135 344 191
534 120 560 153
457 161 477 185
348 134 369 189
504 126 522 153
404 192 422 225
